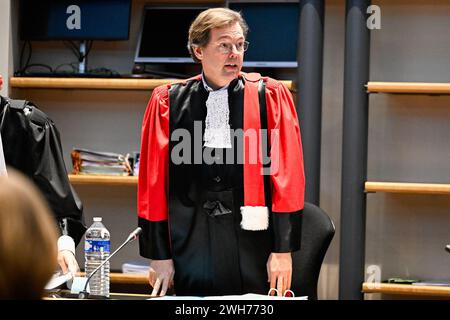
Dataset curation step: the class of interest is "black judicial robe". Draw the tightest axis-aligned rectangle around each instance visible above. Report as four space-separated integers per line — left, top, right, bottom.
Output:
0 96 86 245
138 74 305 296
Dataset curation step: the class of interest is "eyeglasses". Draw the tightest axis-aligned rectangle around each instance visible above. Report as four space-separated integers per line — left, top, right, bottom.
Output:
216 41 249 54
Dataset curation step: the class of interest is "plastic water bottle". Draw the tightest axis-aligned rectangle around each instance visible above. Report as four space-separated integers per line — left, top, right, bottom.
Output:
84 217 110 297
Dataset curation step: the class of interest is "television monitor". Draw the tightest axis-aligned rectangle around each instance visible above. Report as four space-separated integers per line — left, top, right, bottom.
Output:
227 1 299 68
135 6 210 64
20 0 131 41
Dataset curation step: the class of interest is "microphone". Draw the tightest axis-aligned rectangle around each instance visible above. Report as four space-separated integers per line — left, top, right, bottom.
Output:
78 227 143 299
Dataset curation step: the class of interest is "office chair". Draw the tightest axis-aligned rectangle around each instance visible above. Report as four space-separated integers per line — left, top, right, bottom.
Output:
291 202 335 300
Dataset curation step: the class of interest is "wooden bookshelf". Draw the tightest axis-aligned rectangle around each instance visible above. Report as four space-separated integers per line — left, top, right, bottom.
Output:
367 82 450 94
68 174 137 186
365 181 450 195
362 282 450 297
10 77 294 91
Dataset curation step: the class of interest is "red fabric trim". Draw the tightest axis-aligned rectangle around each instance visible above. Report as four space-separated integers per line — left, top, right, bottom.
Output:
265 80 305 212
240 72 262 83
137 85 170 221
243 79 266 207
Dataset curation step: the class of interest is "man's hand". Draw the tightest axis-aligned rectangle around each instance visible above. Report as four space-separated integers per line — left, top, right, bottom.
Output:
57 250 80 275
266 252 292 296
149 259 175 297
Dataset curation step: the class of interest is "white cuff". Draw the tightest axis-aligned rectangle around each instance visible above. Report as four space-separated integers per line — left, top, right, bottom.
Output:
57 235 76 255
240 206 269 231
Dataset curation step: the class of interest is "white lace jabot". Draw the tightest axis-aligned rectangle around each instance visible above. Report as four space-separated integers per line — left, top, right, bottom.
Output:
202 75 232 149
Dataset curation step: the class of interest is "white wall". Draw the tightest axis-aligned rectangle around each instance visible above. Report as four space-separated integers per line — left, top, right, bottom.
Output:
0 0 11 96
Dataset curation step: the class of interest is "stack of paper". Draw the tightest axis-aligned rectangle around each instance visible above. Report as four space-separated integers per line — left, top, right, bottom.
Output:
71 148 132 176
122 261 149 274
45 272 74 290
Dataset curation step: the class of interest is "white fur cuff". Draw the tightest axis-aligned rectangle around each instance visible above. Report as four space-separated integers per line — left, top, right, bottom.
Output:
240 206 269 231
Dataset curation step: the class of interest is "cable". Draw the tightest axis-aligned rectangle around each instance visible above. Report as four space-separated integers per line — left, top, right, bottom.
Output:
64 41 82 60
21 63 54 74
17 41 32 75
54 62 79 73
19 41 26 72
16 39 116 77
87 67 121 77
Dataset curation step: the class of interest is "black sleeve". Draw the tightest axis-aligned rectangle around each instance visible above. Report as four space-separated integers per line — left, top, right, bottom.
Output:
138 217 172 260
271 210 303 253
26 105 86 246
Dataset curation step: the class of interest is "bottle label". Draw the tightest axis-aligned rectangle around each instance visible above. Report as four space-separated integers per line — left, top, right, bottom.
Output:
85 240 110 253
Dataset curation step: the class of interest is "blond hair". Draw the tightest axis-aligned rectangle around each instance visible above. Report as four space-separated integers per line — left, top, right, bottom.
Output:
0 170 58 299
187 8 248 63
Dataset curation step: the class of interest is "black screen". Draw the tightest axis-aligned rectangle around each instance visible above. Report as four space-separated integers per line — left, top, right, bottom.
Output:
135 7 208 63
20 0 131 40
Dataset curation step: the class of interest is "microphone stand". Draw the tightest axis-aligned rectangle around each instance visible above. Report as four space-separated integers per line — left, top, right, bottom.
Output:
78 227 142 299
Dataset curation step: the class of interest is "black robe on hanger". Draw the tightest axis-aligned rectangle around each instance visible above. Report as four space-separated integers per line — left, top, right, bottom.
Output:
0 96 86 245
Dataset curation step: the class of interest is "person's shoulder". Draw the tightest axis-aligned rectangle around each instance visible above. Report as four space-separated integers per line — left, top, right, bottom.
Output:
152 74 202 97
241 72 284 91
152 84 170 99
168 74 202 90
4 97 49 126
262 77 285 91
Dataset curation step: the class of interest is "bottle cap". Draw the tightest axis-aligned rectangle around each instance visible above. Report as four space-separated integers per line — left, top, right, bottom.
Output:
93 217 102 222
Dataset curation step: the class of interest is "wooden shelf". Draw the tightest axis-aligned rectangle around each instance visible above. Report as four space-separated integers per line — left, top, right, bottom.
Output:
367 82 450 94
10 77 294 91
110 273 148 285
10 77 178 90
365 181 450 195
68 174 137 186
362 283 450 297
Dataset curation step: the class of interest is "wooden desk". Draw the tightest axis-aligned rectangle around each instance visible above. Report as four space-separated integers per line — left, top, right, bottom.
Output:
75 272 150 294
44 290 152 300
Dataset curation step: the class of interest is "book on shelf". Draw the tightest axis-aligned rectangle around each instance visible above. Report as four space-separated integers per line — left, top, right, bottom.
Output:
71 147 133 176
412 280 450 287
383 277 420 285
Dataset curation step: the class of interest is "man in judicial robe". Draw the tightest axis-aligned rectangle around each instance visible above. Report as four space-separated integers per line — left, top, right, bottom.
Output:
0 74 86 275
137 8 305 297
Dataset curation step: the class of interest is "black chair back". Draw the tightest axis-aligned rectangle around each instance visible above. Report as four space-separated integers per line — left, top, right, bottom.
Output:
291 202 335 300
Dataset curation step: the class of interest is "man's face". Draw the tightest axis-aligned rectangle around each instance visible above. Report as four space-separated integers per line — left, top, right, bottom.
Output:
194 22 245 89
0 75 3 91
